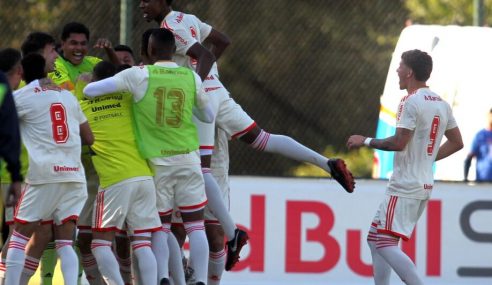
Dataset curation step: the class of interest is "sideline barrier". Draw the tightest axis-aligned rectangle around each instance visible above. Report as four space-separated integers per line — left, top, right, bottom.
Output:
221 177 492 285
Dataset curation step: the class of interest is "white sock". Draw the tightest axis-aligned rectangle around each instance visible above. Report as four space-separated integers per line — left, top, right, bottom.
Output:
184 221 209 283
202 171 236 240
5 231 29 285
152 225 170 282
251 130 330 172
19 255 38 285
55 240 78 285
208 249 226 285
367 225 391 285
131 240 157 285
81 253 104 285
376 234 424 285
91 239 124 285
168 233 185 285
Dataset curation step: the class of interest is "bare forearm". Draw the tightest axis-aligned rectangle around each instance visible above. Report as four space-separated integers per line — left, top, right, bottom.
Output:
196 53 215 81
369 136 404 151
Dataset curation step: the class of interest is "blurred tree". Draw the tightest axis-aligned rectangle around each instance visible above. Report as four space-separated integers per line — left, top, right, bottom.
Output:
405 0 492 25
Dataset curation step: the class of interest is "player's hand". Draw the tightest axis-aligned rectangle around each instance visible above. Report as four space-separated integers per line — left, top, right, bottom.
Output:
346 135 366 150
6 181 22 207
94 38 112 49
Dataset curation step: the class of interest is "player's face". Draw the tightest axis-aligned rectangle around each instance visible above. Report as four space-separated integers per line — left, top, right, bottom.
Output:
61 33 88 66
10 62 23 90
396 60 411 90
115 51 135 66
42 43 59 73
139 0 164 22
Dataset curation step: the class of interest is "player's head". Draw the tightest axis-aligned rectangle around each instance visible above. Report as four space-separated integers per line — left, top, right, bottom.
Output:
140 28 155 64
21 54 46 84
60 22 90 66
397 49 433 90
92 61 116 82
114 44 136 66
148 28 176 62
0 48 23 89
21 32 58 73
139 0 172 23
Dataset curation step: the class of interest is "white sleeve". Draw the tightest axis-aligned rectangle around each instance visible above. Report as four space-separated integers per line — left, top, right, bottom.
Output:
83 77 119 98
195 15 212 40
445 103 458 130
396 98 418 130
192 72 214 123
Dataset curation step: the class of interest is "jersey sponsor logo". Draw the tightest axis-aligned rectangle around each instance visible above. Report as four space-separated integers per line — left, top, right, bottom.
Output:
174 33 188 46
205 75 215 80
190 26 197 39
54 165 80 172
176 12 184 23
205 87 221 92
424 184 433 190
91 102 122 112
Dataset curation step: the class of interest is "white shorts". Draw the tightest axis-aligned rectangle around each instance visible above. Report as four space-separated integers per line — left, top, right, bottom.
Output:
204 173 230 223
93 177 161 233
77 167 99 231
153 164 207 216
1 183 14 225
373 195 428 241
216 94 255 140
15 182 87 225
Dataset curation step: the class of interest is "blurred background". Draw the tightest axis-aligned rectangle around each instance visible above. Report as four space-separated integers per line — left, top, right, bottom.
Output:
1 0 490 178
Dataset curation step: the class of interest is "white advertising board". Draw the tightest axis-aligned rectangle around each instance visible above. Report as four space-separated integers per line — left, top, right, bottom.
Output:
217 177 492 285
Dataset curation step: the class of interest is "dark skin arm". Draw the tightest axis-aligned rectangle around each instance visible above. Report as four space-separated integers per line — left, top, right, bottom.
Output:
202 28 231 61
347 127 413 151
186 43 216 81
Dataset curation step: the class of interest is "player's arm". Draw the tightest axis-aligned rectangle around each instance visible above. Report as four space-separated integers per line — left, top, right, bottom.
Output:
83 77 119 98
347 127 413 151
203 28 231 61
191 73 214 123
94 38 121 66
435 127 463 162
187 43 216 81
80 121 94 146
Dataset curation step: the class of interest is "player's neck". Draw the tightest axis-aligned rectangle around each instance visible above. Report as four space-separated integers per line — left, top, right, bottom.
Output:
406 81 428 95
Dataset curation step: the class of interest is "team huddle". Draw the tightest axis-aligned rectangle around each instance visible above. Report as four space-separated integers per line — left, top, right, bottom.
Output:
0 1 466 285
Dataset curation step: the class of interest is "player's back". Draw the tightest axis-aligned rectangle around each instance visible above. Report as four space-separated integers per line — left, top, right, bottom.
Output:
13 80 86 184
389 88 456 199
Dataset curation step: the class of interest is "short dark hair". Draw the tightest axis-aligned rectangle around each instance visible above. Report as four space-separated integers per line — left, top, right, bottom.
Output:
401 49 433 82
21 32 56 56
141 28 155 57
21 54 46 83
150 28 175 51
0 48 22 74
92 61 116 81
116 64 132 73
61 22 90 41
114 44 134 56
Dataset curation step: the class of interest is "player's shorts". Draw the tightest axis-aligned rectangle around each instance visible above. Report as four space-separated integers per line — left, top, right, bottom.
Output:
1 183 14 225
14 182 87 225
77 167 99 232
204 173 230 223
373 194 428 241
153 164 207 217
215 90 255 140
93 176 161 234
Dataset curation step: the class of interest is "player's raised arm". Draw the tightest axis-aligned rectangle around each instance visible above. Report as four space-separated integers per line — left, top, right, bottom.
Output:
186 42 215 81
203 28 231 61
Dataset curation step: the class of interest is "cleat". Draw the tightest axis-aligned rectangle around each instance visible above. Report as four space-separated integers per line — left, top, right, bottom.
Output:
225 229 249 271
327 159 355 193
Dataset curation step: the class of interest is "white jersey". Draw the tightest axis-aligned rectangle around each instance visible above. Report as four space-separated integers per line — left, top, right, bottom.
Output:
211 127 229 175
13 80 87 184
387 87 457 200
112 61 207 166
161 10 225 91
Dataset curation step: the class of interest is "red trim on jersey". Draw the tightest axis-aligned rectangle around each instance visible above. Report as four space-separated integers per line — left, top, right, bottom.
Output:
6 221 13 225
178 199 208 211
133 226 162 234
385 196 398 231
231 122 257 140
199 145 214 150
158 209 173 216
92 226 120 233
14 184 28 218
205 219 220 225
95 191 105 228
61 215 78 224
377 229 409 241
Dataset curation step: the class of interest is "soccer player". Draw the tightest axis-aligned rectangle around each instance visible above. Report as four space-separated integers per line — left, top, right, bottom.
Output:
84 28 214 285
114 45 136 66
464 107 492 182
5 53 93 285
75 61 162 285
347 49 463 285
139 0 355 274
